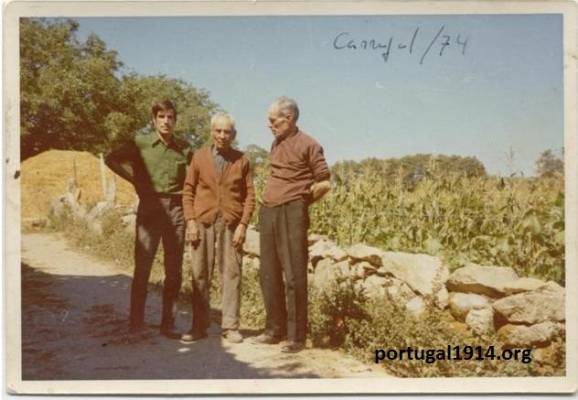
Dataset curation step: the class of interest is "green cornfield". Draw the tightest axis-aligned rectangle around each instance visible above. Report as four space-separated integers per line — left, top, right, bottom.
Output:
254 161 565 285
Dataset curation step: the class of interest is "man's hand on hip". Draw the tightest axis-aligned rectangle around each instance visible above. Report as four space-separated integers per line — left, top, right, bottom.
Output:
310 180 331 203
232 224 247 250
186 220 200 246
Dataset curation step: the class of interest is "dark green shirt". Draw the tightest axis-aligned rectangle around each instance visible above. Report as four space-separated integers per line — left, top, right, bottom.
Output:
105 132 192 195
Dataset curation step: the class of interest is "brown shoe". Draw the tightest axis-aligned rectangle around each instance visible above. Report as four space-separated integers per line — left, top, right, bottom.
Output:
281 341 305 353
160 327 182 340
223 330 243 343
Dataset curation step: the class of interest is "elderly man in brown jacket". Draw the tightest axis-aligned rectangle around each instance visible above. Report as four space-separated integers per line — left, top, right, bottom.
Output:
181 112 255 343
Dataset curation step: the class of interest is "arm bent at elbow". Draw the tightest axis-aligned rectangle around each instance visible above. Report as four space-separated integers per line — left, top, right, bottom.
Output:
310 180 331 203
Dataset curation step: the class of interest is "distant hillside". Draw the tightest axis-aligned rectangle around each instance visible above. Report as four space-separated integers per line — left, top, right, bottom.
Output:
21 150 136 220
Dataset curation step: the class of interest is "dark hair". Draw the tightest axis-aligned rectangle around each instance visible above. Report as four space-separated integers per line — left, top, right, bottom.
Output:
151 100 177 119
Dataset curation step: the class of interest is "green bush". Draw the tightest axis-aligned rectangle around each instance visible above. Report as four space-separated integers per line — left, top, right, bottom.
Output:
308 278 563 377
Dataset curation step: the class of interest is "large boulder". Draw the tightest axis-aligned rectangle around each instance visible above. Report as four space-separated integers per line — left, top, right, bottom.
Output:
312 259 349 290
384 277 417 308
492 284 565 324
502 277 547 295
361 275 387 298
497 322 565 348
243 227 260 257
448 292 491 321
346 244 383 267
447 264 519 298
465 306 495 335
379 252 449 297
309 239 348 266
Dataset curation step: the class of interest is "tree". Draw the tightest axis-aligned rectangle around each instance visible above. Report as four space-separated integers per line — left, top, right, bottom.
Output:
536 149 564 178
20 18 123 159
20 18 219 159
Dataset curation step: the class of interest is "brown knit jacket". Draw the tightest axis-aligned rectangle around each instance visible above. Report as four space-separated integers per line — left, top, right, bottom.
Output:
182 146 255 226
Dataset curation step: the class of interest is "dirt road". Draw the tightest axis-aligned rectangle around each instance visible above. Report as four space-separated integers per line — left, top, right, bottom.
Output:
20 233 390 380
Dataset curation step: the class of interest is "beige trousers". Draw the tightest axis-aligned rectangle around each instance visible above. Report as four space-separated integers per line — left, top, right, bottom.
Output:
189 215 242 331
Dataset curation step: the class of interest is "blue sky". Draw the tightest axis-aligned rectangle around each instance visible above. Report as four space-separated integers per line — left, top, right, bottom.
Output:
76 14 563 176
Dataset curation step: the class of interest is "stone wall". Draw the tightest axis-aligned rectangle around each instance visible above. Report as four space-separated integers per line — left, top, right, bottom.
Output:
243 227 565 366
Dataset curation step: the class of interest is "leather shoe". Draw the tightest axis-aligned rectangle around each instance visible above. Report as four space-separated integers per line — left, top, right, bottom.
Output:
160 327 182 340
252 332 285 345
180 330 208 344
223 330 243 343
281 341 305 353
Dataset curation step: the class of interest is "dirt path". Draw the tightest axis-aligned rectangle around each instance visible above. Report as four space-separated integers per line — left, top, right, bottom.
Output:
21 232 390 380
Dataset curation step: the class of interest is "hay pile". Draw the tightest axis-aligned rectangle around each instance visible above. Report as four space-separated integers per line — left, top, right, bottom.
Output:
21 150 137 220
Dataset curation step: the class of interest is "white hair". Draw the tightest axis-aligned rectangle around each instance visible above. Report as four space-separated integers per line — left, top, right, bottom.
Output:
210 112 236 131
270 96 300 121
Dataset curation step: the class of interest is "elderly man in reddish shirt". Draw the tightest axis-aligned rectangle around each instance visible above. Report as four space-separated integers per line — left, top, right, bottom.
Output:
181 112 255 343
253 96 331 353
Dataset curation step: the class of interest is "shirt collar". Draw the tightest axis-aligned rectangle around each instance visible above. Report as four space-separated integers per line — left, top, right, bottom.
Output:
151 132 176 148
212 144 232 157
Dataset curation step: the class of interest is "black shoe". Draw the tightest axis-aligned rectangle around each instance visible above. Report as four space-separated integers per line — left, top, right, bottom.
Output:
180 330 208 344
252 332 285 345
160 327 182 340
281 341 305 353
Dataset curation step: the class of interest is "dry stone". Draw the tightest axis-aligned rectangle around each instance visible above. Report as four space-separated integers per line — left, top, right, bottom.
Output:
406 296 426 317
346 244 383 267
362 275 387 298
502 277 547 295
465 306 495 335
379 252 449 297
541 281 565 294
385 278 417 308
449 292 491 321
447 264 519 298
497 322 565 348
434 286 449 310
312 259 349 290
86 201 112 221
243 227 260 258
309 239 347 266
534 345 562 367
492 284 565 324
350 264 366 281
308 233 328 246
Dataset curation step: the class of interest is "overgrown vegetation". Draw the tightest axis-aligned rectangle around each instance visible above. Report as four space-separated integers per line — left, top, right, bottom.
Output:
309 278 564 377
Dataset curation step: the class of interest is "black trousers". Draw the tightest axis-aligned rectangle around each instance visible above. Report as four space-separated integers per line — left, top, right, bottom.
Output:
259 199 309 343
130 195 185 330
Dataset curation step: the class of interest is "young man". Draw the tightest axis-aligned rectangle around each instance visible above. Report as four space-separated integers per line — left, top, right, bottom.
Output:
255 97 331 353
105 100 191 339
182 112 255 343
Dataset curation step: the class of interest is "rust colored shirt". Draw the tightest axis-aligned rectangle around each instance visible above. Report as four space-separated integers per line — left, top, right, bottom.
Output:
183 146 255 226
262 129 330 207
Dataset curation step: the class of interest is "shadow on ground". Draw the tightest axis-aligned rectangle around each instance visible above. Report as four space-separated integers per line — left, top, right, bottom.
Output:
21 263 320 380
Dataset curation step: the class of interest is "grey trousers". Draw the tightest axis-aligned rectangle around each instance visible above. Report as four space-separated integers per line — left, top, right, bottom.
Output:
131 195 185 330
259 199 309 343
189 216 242 332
